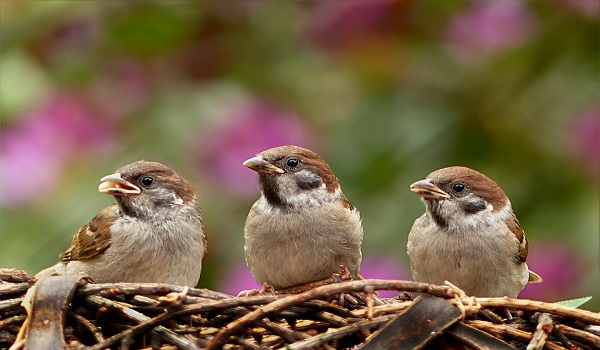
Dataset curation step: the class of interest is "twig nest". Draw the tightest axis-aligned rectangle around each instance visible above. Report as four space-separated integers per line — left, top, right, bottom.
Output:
0 268 598 349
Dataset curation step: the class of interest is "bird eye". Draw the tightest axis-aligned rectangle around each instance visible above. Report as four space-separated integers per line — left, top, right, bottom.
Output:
141 176 154 186
286 157 300 168
452 183 466 192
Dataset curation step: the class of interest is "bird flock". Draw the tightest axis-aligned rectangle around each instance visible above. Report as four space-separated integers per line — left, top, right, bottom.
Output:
36 145 541 298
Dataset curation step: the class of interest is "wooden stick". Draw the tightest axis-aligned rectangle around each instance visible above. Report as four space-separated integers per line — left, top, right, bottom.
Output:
475 298 600 325
468 320 565 350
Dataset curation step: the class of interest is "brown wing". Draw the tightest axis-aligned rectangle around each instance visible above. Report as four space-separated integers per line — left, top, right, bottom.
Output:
59 205 118 261
506 212 543 283
506 212 528 263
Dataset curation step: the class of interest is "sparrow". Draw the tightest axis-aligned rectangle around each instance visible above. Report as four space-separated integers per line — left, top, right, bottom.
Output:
407 166 542 298
243 145 363 290
36 160 207 287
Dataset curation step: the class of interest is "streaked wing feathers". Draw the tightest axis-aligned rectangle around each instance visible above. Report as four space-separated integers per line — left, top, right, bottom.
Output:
59 205 117 261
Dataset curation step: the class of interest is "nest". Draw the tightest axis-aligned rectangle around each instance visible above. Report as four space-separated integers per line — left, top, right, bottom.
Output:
1 268 599 350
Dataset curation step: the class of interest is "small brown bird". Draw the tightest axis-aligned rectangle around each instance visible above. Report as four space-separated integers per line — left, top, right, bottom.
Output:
407 166 541 297
243 145 363 290
36 160 207 287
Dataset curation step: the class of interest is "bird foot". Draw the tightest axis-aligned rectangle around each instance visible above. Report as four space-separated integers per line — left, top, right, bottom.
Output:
237 282 277 297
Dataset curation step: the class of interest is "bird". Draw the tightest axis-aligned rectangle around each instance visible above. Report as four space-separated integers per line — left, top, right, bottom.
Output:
243 145 363 290
36 160 207 287
407 166 542 298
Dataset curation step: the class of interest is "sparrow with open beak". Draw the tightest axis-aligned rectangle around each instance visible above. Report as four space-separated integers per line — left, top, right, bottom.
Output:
36 160 206 287
243 145 363 290
407 166 542 297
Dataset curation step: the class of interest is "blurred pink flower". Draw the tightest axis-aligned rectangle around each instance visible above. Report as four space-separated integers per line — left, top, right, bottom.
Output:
305 0 409 50
554 0 600 19
359 255 411 298
217 260 261 296
445 0 535 60
568 105 600 179
519 242 588 301
192 99 315 196
0 93 115 206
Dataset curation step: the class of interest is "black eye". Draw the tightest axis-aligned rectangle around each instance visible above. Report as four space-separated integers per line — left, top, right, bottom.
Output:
286 157 299 168
141 176 154 186
452 183 466 192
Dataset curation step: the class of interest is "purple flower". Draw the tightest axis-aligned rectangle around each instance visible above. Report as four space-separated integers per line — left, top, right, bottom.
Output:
192 99 315 196
0 93 115 206
519 243 588 301
568 105 600 179
445 0 535 60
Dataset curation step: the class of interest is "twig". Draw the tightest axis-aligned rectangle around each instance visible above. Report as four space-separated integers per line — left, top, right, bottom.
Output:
527 313 553 350
350 301 411 318
0 284 32 297
256 318 308 343
557 324 600 349
285 314 397 350
475 298 600 325
68 310 104 343
313 310 351 327
0 315 26 328
0 269 36 283
233 337 262 350
468 320 565 350
551 323 575 349
78 283 232 300
0 299 24 313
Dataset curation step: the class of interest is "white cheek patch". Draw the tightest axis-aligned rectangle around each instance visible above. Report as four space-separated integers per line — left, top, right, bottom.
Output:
153 188 184 207
437 195 499 234
271 171 342 209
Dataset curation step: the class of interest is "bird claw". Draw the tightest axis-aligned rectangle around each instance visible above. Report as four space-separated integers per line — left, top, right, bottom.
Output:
237 282 277 297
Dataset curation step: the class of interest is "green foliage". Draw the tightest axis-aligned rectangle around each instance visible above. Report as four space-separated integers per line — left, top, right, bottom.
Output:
554 296 593 309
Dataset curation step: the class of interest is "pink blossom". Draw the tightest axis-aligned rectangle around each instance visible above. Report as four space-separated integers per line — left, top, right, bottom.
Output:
192 99 315 196
445 0 535 60
0 93 115 206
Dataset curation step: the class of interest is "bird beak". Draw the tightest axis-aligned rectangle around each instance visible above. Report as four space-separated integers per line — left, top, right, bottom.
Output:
410 178 451 200
243 156 285 175
98 173 141 196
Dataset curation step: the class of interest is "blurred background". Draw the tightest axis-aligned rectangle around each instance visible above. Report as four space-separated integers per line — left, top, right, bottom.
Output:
1 0 598 307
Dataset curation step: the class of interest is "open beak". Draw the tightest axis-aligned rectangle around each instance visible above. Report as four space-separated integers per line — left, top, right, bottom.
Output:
243 156 285 175
410 178 451 200
98 173 141 196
